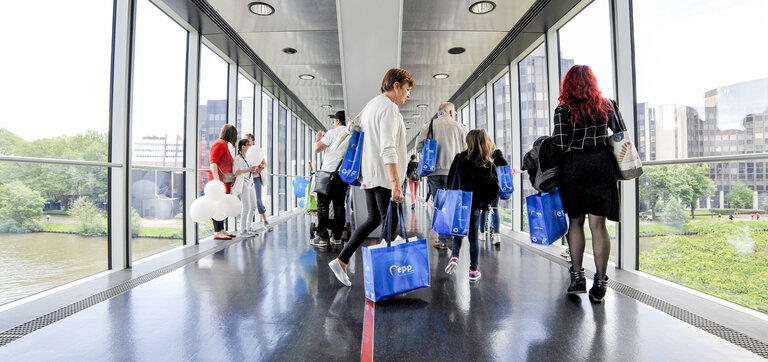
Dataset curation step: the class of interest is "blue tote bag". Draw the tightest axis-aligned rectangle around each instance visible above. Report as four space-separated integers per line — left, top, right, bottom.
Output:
417 120 436 177
339 130 364 185
432 189 472 236
526 188 568 245
496 165 514 200
292 177 310 198
362 203 430 302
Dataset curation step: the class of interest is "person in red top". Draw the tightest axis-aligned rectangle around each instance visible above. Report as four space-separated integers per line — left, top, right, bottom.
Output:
208 124 238 240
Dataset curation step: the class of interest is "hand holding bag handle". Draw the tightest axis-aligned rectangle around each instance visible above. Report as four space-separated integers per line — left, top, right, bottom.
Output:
381 201 407 247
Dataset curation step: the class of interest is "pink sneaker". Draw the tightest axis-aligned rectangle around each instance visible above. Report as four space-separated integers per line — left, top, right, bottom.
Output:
444 257 459 275
469 270 482 282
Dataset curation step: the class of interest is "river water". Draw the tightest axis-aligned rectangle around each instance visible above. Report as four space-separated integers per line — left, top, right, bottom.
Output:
0 232 180 306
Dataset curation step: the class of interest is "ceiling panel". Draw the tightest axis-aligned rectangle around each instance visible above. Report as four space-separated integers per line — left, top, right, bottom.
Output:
206 0 337 32
401 31 507 65
239 31 340 65
402 0 536 31
274 64 342 86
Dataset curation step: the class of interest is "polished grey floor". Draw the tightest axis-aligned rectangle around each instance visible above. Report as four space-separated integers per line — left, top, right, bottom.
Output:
0 204 763 361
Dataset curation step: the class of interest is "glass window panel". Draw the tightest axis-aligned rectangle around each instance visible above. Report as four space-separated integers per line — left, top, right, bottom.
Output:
0 2 112 161
131 169 184 261
557 0 614 100
197 45 229 240
262 92 274 215
237 73 254 140
0 162 108 306
493 73 513 226
634 0 768 162
474 92 487 131
461 106 470 129
519 43 550 232
638 162 768 313
279 106 288 212
292 115 298 175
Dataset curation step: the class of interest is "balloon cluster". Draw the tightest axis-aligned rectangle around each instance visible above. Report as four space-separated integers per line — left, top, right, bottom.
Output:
190 180 242 223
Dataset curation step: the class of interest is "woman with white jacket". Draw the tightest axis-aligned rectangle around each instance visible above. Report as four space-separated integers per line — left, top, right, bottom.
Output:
328 68 414 286
232 138 259 237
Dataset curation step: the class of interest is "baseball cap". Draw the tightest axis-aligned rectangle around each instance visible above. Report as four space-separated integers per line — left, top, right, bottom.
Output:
330 110 346 125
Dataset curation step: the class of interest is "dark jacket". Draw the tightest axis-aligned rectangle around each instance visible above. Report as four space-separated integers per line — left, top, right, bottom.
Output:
492 149 508 167
522 136 561 193
406 161 419 180
447 151 500 210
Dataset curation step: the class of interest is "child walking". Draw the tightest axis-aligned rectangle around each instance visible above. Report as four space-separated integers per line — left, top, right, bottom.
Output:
232 138 259 237
443 129 500 282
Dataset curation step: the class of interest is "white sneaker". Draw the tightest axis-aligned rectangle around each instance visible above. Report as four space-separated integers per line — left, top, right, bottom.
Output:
330 237 342 246
478 232 486 241
328 259 351 286
561 248 572 262
493 234 501 246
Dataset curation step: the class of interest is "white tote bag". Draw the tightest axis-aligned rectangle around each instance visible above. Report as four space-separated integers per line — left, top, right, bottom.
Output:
329 111 363 157
607 101 643 180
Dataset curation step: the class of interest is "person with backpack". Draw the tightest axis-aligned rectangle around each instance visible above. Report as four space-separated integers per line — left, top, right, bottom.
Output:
443 129 500 282
554 65 623 303
406 155 420 209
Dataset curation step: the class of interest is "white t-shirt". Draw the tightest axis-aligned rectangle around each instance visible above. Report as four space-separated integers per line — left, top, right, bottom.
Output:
319 125 347 172
359 94 407 190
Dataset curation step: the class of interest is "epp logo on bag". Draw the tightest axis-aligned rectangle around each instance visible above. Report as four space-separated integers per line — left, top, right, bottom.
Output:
389 264 414 277
531 236 537 242
555 210 563 218
341 169 348 175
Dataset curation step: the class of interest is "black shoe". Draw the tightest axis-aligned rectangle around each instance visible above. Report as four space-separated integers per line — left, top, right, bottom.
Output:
411 203 415 210
589 274 609 303
567 267 586 294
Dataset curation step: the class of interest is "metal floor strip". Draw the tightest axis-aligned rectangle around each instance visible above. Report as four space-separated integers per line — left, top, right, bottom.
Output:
608 279 768 358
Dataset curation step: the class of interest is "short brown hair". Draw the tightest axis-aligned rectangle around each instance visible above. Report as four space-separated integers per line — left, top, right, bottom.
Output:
380 68 415 93
219 124 238 146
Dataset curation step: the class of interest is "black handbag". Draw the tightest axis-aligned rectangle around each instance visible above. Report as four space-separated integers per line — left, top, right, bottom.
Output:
312 161 342 195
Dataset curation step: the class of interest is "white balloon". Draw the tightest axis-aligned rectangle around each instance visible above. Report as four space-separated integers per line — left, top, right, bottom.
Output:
246 146 264 166
212 203 228 221
204 180 226 201
190 196 215 223
221 194 242 217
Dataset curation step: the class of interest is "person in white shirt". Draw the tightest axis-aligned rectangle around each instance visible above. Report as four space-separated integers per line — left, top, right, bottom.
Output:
310 110 349 248
231 138 259 237
415 102 467 249
328 68 414 287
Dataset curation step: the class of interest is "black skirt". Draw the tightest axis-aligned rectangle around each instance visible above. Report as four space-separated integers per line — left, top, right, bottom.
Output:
558 147 619 221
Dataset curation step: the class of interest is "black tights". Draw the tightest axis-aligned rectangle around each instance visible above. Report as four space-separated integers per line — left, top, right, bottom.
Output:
337 187 398 264
567 214 610 279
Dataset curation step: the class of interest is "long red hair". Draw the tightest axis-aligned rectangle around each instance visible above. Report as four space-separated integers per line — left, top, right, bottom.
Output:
558 65 613 126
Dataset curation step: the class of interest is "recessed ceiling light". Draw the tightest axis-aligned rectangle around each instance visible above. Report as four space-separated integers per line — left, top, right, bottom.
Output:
321 104 332 108
433 73 449 79
417 104 428 108
282 47 297 54
469 1 496 15
298 74 315 80
412 114 421 118
448 47 466 55
248 2 275 16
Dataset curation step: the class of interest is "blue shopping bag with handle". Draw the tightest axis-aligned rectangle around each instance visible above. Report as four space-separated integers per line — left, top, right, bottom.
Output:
417 120 437 177
432 189 472 236
339 130 363 185
497 165 514 200
526 188 568 245
362 202 430 302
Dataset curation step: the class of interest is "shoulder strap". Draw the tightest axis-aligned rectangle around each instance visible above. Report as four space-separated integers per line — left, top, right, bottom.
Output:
427 118 435 139
607 100 627 132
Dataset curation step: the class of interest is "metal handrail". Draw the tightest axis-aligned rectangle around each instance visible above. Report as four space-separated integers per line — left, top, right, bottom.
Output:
0 155 121 168
642 152 768 166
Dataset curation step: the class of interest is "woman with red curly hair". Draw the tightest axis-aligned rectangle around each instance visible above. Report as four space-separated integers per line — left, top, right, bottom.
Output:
553 65 622 303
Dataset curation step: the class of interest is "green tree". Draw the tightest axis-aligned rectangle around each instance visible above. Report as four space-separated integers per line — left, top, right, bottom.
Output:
69 197 106 236
0 181 44 232
131 207 142 237
659 199 687 228
640 165 675 219
670 164 715 219
728 184 753 209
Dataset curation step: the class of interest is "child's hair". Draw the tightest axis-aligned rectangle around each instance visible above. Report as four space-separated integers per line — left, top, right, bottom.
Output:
237 138 251 154
464 129 494 166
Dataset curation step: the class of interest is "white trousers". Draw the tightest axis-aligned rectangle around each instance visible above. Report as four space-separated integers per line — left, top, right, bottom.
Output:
240 183 257 232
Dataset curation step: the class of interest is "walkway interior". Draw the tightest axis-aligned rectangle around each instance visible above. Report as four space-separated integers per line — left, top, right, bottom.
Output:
0 202 763 361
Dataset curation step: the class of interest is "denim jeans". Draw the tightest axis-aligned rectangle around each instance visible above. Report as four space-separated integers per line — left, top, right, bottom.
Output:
427 175 450 244
480 197 500 233
451 209 482 271
253 177 267 215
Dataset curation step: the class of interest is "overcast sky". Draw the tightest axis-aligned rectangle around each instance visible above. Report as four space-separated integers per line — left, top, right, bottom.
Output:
1 0 766 143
